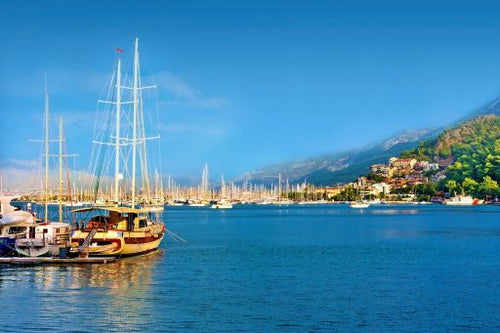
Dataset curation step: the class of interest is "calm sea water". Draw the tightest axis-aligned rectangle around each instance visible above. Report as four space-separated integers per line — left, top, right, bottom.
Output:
1 204 499 332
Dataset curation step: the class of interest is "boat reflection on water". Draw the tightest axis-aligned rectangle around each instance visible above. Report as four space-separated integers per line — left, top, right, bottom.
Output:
0 251 163 330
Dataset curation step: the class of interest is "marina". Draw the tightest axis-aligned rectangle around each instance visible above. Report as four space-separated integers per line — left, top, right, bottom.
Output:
1 204 499 331
1 1 500 331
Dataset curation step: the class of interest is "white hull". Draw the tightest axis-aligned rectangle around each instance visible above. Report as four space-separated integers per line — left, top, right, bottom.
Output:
14 222 70 257
350 202 370 209
211 204 233 209
15 239 60 257
444 196 481 205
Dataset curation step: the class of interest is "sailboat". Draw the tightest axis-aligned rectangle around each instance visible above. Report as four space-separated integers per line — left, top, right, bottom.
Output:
211 174 233 209
70 38 164 257
142 171 165 212
15 86 71 257
349 201 370 209
274 173 293 205
349 184 370 209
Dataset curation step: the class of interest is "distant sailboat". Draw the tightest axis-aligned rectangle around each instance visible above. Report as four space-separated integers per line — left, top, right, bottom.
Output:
350 183 370 209
349 201 370 209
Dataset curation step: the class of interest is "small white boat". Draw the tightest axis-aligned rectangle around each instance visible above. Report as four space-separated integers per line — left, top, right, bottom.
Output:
15 222 70 257
349 201 370 209
211 201 233 209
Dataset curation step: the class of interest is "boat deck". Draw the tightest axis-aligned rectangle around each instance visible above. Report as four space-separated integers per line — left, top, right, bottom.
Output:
0 257 116 265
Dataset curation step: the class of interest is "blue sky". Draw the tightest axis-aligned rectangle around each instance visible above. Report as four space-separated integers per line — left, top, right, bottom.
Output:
2 0 500 185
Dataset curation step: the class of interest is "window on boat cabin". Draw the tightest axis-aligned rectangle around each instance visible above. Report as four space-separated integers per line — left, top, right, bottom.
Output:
138 219 147 228
8 226 26 234
127 213 137 231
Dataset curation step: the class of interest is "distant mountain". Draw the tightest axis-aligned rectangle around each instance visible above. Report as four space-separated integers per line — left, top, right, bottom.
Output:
467 97 500 118
238 128 440 186
238 97 500 186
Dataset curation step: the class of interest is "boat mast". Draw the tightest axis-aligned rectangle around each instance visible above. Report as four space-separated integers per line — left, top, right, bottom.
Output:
58 116 63 223
132 38 139 207
44 80 50 223
278 173 282 202
114 56 122 204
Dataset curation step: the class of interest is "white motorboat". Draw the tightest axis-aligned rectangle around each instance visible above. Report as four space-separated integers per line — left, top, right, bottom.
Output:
444 196 481 205
0 197 37 256
349 201 370 209
211 200 233 209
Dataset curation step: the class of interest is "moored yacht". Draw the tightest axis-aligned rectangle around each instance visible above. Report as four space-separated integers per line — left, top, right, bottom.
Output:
0 197 37 256
70 207 164 256
349 201 370 209
70 38 165 257
444 195 482 206
211 200 233 209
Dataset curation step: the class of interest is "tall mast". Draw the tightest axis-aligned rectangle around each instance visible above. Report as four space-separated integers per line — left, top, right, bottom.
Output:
278 173 282 201
114 57 122 204
58 116 63 223
132 38 139 207
44 79 50 223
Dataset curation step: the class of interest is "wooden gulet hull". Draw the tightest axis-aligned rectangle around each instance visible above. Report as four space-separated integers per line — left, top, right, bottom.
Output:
71 229 164 257
121 234 164 256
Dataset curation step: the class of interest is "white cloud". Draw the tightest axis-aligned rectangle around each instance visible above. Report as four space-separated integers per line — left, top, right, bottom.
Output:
153 71 199 99
0 159 110 191
2 159 40 170
158 122 228 139
158 122 199 134
152 71 228 110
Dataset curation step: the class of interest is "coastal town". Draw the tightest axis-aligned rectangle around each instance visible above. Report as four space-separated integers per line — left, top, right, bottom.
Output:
6 154 498 209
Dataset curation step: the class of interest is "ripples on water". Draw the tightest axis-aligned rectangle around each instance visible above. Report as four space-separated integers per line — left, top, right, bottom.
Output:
1 204 499 331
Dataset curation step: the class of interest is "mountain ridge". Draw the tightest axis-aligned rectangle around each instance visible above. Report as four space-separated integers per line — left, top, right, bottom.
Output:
237 96 500 186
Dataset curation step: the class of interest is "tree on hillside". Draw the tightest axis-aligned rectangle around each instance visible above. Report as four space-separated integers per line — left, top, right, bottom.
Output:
445 180 459 195
462 177 478 195
477 176 500 198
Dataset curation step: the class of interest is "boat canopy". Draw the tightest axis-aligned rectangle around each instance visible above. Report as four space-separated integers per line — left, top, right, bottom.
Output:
71 206 148 214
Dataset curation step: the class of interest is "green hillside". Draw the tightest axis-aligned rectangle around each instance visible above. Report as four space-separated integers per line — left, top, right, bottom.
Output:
401 115 500 197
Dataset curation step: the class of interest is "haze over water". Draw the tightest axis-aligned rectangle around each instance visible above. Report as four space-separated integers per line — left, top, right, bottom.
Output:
1 204 499 331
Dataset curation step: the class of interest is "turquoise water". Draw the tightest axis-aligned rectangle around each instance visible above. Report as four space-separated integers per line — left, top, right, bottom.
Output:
1 204 499 331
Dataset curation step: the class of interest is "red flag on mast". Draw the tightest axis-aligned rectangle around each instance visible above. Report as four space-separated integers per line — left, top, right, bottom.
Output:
116 48 124 53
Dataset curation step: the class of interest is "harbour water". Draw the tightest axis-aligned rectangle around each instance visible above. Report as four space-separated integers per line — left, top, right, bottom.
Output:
1 204 499 331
